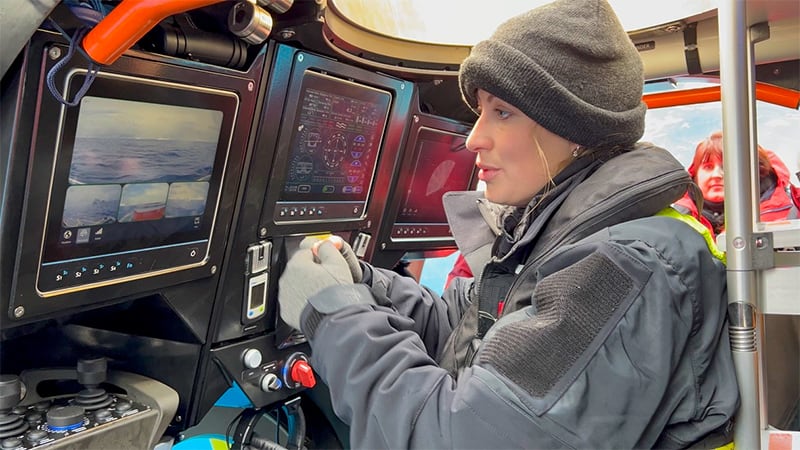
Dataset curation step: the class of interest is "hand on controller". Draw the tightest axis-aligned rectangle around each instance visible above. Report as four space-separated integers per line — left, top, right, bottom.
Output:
300 235 363 283
278 237 357 329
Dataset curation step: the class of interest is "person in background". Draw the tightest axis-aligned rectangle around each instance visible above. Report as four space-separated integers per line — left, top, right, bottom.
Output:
792 170 800 208
443 253 471 289
278 1 739 448
674 130 799 237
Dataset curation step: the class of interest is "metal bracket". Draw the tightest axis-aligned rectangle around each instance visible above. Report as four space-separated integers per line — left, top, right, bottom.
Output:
749 21 770 45
752 232 775 270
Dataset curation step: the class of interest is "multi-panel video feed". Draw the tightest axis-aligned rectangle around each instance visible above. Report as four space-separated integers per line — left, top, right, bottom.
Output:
61 97 218 233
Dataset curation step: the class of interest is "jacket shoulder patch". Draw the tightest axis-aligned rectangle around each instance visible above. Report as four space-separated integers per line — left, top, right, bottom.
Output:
478 252 635 401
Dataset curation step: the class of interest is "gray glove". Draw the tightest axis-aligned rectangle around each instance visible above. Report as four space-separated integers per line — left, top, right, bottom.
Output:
278 238 355 329
299 235 363 282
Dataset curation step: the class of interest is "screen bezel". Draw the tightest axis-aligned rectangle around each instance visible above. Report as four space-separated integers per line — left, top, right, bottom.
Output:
38 70 238 295
259 50 405 235
394 126 475 225
378 114 478 252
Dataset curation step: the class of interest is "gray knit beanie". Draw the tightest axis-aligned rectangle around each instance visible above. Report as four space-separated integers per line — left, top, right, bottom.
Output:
459 0 646 148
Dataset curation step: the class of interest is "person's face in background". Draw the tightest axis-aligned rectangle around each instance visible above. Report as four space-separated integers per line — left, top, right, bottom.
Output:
466 89 574 207
695 155 725 203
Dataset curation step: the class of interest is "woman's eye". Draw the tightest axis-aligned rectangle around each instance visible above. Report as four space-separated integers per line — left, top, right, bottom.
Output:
495 109 511 119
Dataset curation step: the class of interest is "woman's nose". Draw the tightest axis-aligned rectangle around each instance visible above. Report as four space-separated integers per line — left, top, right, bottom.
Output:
465 115 487 153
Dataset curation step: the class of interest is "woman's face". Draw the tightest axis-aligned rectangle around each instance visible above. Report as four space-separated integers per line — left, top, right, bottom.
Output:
695 155 725 203
465 89 574 207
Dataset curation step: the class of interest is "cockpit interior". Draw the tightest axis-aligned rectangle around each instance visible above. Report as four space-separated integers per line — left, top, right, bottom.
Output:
1 1 798 449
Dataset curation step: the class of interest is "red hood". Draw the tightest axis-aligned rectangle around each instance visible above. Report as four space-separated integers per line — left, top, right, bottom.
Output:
764 149 793 188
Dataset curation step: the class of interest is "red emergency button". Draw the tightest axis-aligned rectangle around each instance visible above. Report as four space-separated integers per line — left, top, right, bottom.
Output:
290 360 316 388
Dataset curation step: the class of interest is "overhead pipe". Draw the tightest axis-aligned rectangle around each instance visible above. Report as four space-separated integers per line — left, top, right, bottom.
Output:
81 0 226 65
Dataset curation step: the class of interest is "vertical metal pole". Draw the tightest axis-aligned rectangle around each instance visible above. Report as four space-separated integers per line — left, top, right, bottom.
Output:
718 1 762 449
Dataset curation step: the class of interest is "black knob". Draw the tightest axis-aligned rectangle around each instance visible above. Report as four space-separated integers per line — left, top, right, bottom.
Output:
77 358 107 387
46 406 85 430
1 437 22 449
25 429 47 444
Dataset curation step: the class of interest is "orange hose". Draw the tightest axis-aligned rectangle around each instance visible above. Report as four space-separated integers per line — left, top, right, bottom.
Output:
82 0 226 65
644 86 720 109
756 82 800 109
644 83 800 109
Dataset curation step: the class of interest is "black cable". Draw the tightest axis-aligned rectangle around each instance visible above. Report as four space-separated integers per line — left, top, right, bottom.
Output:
226 408 247 450
282 403 305 450
273 405 281 446
231 400 305 450
250 434 289 450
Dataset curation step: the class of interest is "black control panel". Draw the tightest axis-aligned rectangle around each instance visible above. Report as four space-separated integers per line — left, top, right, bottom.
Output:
211 333 316 409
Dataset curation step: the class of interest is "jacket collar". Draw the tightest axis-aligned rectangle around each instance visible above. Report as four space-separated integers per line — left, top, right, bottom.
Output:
444 142 693 265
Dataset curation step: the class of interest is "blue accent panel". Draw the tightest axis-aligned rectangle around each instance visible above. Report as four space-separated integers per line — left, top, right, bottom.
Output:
213 381 254 408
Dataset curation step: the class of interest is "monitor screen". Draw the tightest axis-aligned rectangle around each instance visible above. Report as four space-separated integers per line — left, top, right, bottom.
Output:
37 71 237 295
272 70 391 223
62 96 218 230
391 126 476 240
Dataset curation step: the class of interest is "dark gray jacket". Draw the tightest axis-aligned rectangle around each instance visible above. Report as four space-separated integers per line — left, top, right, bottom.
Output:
298 143 739 449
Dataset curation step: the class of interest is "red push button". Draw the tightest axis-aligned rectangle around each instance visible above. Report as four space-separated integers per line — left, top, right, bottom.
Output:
290 360 316 388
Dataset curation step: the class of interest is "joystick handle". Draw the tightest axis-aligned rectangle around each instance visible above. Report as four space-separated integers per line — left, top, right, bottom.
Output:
75 358 113 410
77 358 107 388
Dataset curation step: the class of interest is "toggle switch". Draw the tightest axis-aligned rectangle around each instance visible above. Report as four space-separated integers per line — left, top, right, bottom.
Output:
289 360 315 388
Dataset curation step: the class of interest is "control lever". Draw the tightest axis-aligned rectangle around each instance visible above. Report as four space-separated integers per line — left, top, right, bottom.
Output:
74 357 113 410
0 375 28 439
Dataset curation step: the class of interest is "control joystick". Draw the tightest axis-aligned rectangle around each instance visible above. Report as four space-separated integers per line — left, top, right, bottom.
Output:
0 375 29 439
74 358 113 410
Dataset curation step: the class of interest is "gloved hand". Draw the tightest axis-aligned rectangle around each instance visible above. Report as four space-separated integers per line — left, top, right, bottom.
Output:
299 235 363 283
278 238 356 329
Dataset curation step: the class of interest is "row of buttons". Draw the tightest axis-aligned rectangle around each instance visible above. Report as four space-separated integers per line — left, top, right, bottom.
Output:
285 184 364 193
393 227 432 236
278 206 327 217
274 202 366 224
51 259 136 284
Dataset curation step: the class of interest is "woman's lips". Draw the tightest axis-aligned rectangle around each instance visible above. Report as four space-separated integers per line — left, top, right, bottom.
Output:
477 166 499 182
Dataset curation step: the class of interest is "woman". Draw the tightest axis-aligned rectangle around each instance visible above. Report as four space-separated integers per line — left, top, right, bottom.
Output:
675 130 799 236
278 0 739 448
